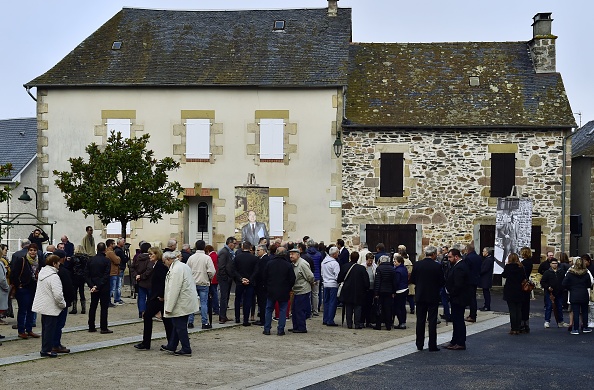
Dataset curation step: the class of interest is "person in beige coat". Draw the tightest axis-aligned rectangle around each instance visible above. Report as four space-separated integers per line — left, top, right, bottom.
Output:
162 251 199 356
32 255 66 357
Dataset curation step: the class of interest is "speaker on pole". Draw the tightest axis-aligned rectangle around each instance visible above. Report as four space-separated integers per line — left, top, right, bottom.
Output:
570 214 582 237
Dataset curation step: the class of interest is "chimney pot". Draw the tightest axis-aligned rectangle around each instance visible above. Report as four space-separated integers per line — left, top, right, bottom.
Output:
328 0 338 17
532 12 553 37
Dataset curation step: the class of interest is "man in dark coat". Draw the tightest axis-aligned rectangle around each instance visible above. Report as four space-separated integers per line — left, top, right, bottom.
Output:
479 247 495 311
53 250 75 353
410 245 444 351
540 258 566 328
233 241 258 326
253 244 271 326
262 247 295 336
85 242 112 333
216 236 237 324
373 255 397 330
337 252 370 329
336 239 350 266
464 242 482 322
445 248 470 350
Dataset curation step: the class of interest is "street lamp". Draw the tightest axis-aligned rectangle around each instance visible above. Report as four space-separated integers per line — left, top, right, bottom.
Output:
18 186 38 209
333 130 343 158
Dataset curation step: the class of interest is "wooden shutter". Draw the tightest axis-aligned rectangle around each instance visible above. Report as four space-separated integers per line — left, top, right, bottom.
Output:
269 196 284 236
106 118 131 139
490 153 515 197
260 119 284 159
186 119 210 159
380 153 404 197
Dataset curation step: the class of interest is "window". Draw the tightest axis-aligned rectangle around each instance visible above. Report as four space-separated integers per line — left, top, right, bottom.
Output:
269 196 284 237
259 119 284 160
106 220 131 236
490 153 515 197
106 118 131 139
379 153 404 197
273 20 286 30
185 119 210 160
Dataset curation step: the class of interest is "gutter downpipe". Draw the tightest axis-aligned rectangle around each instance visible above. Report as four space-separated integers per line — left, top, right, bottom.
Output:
561 127 577 254
24 86 37 102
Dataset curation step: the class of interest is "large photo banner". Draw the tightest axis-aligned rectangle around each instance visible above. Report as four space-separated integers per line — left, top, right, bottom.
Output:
235 186 270 247
494 198 533 274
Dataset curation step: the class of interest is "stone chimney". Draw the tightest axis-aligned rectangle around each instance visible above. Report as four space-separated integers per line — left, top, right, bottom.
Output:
528 12 557 73
328 0 338 17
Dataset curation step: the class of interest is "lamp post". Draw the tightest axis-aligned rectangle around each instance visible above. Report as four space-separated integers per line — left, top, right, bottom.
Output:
18 186 38 209
333 130 343 158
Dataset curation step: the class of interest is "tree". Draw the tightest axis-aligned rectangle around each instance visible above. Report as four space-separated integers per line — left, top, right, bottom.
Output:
53 132 186 238
0 163 13 203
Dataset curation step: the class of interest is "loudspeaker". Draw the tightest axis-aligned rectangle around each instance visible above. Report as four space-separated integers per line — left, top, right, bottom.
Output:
570 214 582 236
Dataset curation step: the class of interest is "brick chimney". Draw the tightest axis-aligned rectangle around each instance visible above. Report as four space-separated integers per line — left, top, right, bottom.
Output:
328 0 338 17
528 13 557 73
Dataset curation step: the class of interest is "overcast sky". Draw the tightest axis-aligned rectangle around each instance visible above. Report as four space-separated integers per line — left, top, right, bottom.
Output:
1 0 591 127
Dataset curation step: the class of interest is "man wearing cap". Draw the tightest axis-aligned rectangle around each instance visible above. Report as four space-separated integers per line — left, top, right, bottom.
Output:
53 250 74 353
289 248 314 333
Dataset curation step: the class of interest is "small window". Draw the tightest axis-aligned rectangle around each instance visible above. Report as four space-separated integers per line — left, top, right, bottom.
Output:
469 76 480 86
197 202 209 232
269 196 284 237
106 118 131 139
259 118 284 160
380 153 404 197
112 41 122 50
186 119 211 160
490 153 515 197
106 221 130 236
273 20 285 30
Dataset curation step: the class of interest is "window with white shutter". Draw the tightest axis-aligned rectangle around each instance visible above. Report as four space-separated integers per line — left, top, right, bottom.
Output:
106 118 131 139
186 119 211 160
106 221 131 237
259 118 284 160
269 196 284 237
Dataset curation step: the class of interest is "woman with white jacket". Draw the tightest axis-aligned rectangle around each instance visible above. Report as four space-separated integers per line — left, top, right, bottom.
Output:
32 255 66 357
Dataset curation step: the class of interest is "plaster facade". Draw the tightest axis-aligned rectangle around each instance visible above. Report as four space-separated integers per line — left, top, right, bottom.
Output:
37 88 342 249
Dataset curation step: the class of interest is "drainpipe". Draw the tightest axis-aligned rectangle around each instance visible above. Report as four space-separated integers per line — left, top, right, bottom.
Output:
561 128 577 254
24 86 37 102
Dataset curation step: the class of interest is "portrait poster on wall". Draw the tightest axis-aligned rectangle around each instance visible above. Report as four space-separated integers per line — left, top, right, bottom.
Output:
235 186 270 247
494 197 533 274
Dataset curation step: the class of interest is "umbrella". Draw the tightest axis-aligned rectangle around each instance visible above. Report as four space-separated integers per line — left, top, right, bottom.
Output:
550 292 560 324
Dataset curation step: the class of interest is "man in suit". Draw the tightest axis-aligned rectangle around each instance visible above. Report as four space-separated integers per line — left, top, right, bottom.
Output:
233 241 258 326
254 244 271 326
241 210 269 247
464 241 482 322
336 239 349 266
217 236 237 324
410 245 444 351
444 248 470 350
85 242 112 334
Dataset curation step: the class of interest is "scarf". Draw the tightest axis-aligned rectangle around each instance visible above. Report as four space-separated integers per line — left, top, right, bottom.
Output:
26 254 39 280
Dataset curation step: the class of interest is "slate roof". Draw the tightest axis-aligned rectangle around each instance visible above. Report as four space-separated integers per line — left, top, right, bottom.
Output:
0 118 37 182
26 7 352 88
572 120 594 157
345 42 576 129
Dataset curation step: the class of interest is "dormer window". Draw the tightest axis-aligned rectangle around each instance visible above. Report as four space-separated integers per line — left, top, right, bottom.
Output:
112 41 122 50
273 20 285 31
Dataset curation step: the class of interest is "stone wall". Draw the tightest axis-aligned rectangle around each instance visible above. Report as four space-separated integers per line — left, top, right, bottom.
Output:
341 129 569 253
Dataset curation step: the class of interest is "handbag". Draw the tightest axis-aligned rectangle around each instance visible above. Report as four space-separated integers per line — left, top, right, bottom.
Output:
521 265 535 292
521 278 535 292
589 288 594 303
337 264 355 298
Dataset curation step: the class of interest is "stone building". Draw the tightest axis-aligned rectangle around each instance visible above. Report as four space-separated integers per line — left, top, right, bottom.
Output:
340 13 576 261
570 120 594 256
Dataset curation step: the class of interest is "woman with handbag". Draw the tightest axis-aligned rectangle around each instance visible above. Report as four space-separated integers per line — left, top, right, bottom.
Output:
12 243 41 339
562 257 593 334
337 252 369 329
519 247 534 333
502 253 524 335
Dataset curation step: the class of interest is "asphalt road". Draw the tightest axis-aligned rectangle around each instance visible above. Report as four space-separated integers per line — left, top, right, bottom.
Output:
305 290 594 390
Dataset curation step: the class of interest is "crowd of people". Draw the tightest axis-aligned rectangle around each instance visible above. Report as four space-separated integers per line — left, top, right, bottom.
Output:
1 226 593 357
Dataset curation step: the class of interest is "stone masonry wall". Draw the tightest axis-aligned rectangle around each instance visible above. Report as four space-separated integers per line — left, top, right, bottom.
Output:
341 129 569 253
